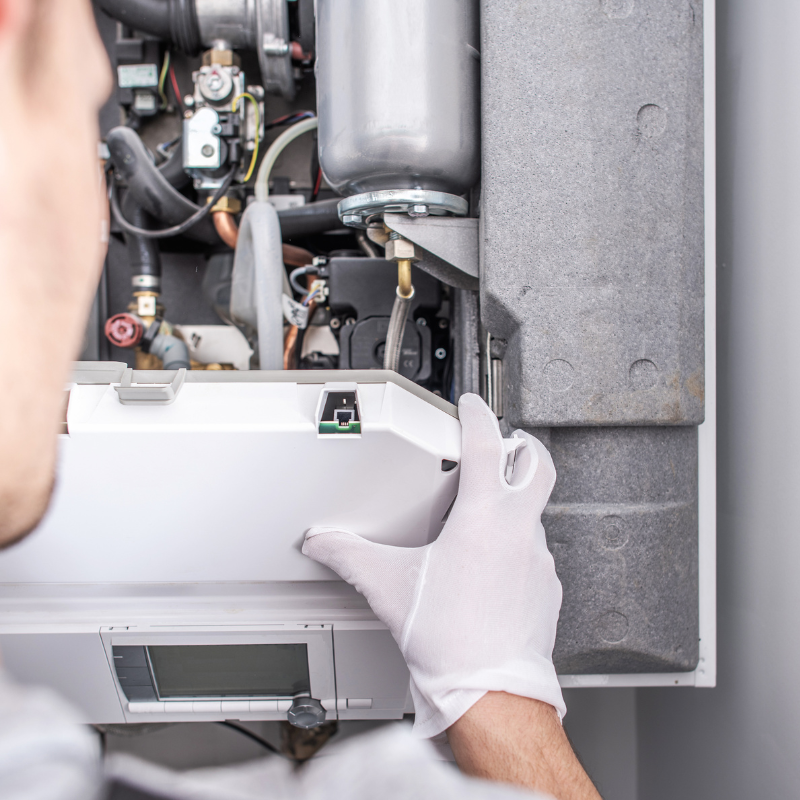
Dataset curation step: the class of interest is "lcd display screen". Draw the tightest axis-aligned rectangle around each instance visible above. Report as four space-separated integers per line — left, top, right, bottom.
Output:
147 644 310 698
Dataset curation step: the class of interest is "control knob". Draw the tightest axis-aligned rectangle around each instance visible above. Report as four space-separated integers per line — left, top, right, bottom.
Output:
287 696 326 729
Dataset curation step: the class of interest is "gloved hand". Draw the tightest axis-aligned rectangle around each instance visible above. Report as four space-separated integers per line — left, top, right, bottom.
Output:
302 393 565 739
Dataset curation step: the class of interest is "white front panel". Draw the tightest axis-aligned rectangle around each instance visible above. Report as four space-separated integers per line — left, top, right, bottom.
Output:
0 380 460 583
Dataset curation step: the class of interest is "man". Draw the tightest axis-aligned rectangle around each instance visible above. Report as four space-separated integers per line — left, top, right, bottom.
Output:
0 1 601 798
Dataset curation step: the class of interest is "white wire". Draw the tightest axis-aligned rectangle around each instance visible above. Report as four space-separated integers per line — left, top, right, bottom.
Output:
254 117 319 203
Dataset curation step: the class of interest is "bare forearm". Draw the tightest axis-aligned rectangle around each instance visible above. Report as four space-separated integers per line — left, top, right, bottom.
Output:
447 693 601 800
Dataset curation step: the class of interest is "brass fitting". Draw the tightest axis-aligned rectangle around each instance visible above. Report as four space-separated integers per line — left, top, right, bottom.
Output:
384 234 421 263
130 291 160 320
210 195 242 215
202 49 240 67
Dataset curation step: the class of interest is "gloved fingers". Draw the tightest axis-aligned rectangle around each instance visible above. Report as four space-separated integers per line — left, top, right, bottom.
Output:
456 393 508 489
508 430 557 510
303 528 427 637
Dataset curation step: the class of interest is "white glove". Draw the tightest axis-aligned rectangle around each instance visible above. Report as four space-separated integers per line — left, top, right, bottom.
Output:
303 393 565 738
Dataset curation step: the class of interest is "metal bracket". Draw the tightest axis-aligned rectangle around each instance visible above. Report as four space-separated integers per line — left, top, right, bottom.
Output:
114 369 186 406
384 214 479 291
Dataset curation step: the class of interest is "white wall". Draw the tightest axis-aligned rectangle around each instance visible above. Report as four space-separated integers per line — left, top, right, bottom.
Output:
637 0 800 796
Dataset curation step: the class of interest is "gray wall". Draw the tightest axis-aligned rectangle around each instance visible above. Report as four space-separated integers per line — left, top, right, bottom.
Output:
637 0 800 796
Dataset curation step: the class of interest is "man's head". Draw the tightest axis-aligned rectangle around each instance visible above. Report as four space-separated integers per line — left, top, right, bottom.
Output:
0 0 111 546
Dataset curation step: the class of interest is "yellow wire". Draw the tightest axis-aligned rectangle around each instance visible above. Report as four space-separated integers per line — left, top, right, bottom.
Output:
158 50 170 110
232 92 261 183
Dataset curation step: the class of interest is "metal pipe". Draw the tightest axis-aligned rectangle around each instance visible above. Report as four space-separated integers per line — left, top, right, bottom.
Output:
383 287 415 373
212 211 239 248
282 244 314 268
397 259 413 299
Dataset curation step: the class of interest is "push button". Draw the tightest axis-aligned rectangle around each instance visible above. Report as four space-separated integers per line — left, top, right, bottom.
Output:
128 702 164 713
347 698 373 709
221 701 250 714
250 700 278 713
121 685 157 702
116 667 152 686
112 646 147 668
193 701 222 713
164 701 194 713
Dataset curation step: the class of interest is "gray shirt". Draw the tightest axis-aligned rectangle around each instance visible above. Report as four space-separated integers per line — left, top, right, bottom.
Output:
0 673 544 800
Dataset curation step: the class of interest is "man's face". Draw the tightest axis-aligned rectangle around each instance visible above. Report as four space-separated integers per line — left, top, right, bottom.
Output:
0 0 111 546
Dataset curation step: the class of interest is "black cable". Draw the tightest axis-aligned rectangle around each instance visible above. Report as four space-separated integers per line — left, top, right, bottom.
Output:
216 721 293 760
90 725 107 756
110 167 236 239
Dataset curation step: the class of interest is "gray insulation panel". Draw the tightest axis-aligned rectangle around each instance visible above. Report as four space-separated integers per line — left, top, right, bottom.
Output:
480 0 703 672
481 0 704 428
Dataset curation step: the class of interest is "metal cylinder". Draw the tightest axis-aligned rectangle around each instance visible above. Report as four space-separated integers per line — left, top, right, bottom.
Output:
195 0 255 49
194 0 294 98
315 0 480 197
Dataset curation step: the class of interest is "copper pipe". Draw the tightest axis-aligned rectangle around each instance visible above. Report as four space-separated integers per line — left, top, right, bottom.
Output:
283 325 299 370
212 216 314 270
282 243 314 267
283 297 318 369
213 211 239 248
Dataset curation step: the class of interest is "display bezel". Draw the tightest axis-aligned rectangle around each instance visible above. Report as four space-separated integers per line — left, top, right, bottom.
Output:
102 625 335 713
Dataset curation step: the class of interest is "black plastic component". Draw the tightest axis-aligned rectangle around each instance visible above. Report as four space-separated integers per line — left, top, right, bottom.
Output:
114 38 144 62
327 258 441 319
339 317 432 382
107 126 220 245
277 199 343 240
327 257 441 383
441 460 458 472
111 28 161 114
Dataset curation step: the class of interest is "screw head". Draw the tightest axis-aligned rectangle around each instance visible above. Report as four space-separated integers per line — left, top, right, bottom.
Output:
330 317 341 330
416 317 427 327
207 73 223 91
342 214 363 226
345 317 356 326
408 204 429 218
201 144 215 157
435 347 447 360
438 318 449 329
184 95 195 107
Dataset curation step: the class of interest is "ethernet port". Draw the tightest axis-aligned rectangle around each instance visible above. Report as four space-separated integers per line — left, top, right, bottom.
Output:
319 391 361 435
